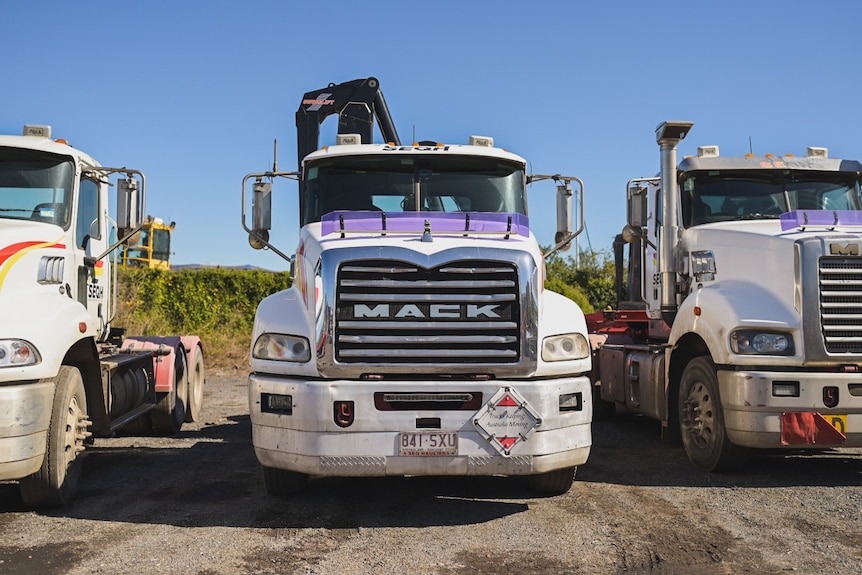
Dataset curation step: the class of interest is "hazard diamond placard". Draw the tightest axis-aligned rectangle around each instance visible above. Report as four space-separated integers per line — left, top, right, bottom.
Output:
473 386 541 456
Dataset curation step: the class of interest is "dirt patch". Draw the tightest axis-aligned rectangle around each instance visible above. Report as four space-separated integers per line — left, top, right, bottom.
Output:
1 375 860 575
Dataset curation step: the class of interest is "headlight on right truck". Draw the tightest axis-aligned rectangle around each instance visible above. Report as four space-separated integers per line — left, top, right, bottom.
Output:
0 339 40 367
252 333 311 362
542 333 590 362
730 329 795 356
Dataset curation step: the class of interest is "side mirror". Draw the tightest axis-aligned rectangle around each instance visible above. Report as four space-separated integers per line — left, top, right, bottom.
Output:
241 170 299 263
252 179 272 234
628 186 648 228
116 178 140 236
248 180 272 250
530 173 584 257
555 181 573 250
248 229 269 250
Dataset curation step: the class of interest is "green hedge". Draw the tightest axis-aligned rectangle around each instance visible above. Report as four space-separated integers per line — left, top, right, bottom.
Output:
115 267 292 370
112 251 613 371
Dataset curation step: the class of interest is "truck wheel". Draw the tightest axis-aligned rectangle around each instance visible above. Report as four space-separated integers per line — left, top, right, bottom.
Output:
20 366 90 508
262 465 308 495
527 466 576 495
151 351 188 435
678 357 748 472
184 346 205 423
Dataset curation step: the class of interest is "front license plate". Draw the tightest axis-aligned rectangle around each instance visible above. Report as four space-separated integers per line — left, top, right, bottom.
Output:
825 414 847 434
398 432 458 456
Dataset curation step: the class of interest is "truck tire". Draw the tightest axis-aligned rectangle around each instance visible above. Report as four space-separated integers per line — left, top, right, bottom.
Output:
527 466 577 495
184 346 205 423
20 366 90 508
678 356 748 472
262 465 308 496
151 350 188 435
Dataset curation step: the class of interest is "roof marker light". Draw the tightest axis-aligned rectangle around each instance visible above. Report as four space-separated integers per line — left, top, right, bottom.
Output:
469 135 494 147
336 134 361 146
23 125 51 138
807 147 828 158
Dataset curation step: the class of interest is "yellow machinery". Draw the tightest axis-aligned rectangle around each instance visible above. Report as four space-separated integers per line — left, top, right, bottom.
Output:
119 216 174 270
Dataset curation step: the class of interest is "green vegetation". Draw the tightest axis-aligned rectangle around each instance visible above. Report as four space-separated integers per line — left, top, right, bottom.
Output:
113 252 616 371
544 249 616 313
114 267 292 371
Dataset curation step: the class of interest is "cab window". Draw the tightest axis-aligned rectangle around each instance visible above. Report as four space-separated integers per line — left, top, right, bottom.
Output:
77 178 100 248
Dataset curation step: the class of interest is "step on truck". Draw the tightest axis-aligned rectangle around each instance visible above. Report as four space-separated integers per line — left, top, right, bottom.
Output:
0 126 205 507
589 120 862 471
241 77 592 495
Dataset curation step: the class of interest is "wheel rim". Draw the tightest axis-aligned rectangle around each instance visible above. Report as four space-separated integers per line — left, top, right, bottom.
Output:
62 395 88 471
188 353 204 420
683 380 717 450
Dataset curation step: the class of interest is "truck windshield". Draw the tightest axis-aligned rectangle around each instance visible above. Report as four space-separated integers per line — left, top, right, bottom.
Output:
301 155 526 225
0 146 74 227
682 170 862 227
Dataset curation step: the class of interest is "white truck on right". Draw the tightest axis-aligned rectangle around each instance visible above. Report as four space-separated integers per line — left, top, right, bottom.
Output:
590 120 862 471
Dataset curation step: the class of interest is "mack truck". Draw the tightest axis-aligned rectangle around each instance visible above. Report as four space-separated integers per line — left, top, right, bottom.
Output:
241 77 592 495
589 120 862 471
0 125 205 507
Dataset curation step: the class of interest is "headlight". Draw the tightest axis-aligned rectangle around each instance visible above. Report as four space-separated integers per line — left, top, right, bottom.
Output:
730 329 794 356
0 339 40 367
252 333 311 362
542 333 590 362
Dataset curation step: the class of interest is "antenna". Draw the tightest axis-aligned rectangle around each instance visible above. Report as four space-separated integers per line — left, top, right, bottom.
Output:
748 136 753 155
412 124 416 143
272 139 278 172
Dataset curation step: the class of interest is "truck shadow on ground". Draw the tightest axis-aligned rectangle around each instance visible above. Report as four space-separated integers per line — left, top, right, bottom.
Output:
2 411 859 529
583 413 862 489
0 414 532 529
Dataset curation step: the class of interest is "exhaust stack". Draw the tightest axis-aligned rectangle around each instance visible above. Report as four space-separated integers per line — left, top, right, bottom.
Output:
655 121 693 326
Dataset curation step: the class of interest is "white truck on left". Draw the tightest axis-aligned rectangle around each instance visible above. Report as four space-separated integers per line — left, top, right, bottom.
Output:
0 125 205 508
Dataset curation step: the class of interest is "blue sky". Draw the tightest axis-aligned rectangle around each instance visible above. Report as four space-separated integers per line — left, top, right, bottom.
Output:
4 1 861 271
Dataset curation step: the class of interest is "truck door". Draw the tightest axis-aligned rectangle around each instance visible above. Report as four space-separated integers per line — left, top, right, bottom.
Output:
75 176 110 337
638 180 661 312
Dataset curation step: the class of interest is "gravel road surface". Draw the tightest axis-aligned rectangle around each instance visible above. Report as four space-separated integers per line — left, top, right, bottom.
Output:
1 373 860 575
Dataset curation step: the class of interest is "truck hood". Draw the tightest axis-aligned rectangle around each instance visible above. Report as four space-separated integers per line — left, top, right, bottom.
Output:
682 210 862 308
684 210 862 253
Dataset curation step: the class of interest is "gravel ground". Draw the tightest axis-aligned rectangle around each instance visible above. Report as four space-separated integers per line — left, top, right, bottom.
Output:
1 372 860 575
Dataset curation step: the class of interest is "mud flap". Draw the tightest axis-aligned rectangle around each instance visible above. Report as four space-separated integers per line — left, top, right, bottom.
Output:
780 412 847 446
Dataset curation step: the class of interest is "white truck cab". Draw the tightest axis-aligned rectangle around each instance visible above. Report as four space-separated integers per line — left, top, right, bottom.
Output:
0 126 204 507
592 120 862 471
241 78 593 495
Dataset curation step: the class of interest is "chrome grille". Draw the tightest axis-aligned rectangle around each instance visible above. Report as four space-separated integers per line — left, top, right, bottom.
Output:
335 260 520 363
819 257 862 353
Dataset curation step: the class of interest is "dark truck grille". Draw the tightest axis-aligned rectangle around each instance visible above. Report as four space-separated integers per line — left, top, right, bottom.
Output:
819 257 862 353
335 260 520 364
